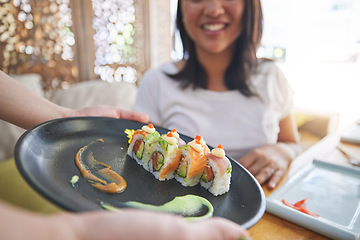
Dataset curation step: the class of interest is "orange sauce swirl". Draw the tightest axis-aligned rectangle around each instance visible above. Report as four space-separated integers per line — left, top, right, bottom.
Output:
75 139 127 193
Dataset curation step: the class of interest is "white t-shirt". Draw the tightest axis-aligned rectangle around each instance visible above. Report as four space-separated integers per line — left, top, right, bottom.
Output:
133 61 294 160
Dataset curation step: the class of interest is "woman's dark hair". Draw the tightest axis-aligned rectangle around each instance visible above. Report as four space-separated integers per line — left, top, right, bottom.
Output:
168 0 263 97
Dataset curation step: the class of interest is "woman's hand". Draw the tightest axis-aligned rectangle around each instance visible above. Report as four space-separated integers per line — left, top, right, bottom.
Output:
55 209 252 240
237 142 300 189
0 200 251 240
0 71 149 129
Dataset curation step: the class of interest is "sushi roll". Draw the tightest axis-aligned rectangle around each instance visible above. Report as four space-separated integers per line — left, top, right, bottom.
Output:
127 123 160 171
200 144 232 196
148 131 182 181
169 129 186 147
175 136 209 187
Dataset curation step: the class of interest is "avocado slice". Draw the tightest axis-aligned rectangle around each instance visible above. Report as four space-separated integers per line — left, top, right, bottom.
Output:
176 155 188 178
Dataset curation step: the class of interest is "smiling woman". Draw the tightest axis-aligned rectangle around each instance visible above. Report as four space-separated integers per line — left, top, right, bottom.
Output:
171 0 360 129
134 0 302 190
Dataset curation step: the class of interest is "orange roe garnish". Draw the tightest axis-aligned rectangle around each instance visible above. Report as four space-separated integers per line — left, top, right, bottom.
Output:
148 123 154 128
171 129 177 133
195 135 202 144
167 132 173 137
218 144 224 149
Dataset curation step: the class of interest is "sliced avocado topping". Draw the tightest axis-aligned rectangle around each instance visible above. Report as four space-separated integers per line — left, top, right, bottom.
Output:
179 144 190 151
157 137 169 151
146 131 160 143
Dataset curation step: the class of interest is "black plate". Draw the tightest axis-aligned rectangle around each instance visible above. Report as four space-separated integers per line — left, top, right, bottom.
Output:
14 117 265 228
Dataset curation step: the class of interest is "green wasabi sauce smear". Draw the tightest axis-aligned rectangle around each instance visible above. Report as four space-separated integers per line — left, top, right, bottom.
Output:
101 194 214 221
70 175 79 187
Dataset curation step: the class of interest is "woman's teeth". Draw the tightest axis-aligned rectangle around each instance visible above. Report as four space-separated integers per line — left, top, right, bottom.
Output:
203 23 225 31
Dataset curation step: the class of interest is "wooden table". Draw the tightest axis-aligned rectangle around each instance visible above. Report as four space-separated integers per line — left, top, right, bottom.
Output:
248 124 360 240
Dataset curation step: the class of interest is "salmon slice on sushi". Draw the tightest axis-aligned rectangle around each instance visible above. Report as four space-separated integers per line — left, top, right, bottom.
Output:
148 131 182 181
175 136 210 187
127 123 160 171
200 144 232 196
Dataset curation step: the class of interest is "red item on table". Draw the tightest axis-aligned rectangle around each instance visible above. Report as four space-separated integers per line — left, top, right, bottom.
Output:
281 198 319 217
